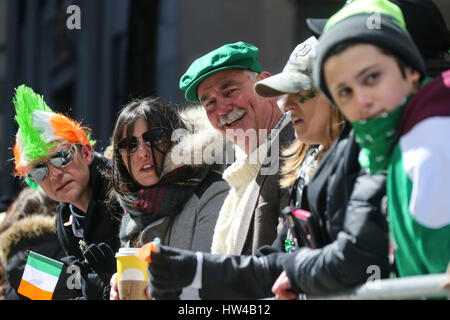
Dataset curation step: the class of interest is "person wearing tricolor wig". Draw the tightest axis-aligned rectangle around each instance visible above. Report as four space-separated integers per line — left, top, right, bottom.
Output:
12 85 122 299
312 0 450 280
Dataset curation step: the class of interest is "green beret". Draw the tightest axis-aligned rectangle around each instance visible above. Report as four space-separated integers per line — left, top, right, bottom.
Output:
179 41 263 102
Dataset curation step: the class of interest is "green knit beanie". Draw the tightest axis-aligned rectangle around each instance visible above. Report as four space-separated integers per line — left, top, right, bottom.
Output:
314 0 426 104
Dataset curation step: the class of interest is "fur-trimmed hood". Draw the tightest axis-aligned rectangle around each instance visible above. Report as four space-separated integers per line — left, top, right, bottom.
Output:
0 215 56 267
162 104 233 175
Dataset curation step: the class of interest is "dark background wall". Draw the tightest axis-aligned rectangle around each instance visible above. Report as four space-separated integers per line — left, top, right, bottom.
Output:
0 0 449 210
0 0 132 209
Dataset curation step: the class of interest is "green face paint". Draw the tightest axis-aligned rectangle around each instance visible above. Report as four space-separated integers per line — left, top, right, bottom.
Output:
299 88 318 104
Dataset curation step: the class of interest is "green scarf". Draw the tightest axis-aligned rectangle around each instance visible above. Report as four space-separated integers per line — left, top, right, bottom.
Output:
351 99 407 174
351 78 432 174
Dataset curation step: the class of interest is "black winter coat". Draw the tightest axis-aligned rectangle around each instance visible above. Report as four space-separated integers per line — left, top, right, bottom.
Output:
283 123 390 295
55 154 122 299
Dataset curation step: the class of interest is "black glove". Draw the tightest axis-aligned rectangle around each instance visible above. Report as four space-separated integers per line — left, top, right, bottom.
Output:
264 252 289 284
148 245 197 296
68 243 115 300
73 259 111 300
82 243 116 275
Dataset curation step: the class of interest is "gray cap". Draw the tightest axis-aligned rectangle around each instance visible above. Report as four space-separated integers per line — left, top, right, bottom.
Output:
254 36 318 97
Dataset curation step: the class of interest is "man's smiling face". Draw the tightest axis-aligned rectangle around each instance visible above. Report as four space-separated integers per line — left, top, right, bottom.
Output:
197 69 281 153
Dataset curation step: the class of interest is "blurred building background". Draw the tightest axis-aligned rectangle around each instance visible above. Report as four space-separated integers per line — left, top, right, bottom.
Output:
0 0 449 211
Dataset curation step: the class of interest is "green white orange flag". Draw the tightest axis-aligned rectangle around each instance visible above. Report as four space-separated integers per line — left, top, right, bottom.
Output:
18 251 63 300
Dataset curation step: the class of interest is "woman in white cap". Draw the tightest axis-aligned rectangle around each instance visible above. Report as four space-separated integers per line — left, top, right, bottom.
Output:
254 36 345 209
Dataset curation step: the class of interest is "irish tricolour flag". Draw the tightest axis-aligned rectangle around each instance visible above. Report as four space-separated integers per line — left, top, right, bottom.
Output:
18 251 63 300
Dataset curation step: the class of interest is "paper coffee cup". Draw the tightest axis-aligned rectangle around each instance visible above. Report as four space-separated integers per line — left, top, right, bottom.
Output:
116 248 149 300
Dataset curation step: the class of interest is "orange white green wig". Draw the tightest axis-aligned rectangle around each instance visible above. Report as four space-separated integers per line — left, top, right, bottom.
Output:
12 85 95 178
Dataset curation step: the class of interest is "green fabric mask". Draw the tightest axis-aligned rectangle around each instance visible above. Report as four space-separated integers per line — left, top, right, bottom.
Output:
351 99 407 174
351 77 432 174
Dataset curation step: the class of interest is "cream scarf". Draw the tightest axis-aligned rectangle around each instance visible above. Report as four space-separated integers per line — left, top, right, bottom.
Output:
211 112 291 254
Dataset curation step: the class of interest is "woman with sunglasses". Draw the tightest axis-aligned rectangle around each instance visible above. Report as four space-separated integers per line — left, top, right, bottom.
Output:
12 85 122 300
108 97 229 300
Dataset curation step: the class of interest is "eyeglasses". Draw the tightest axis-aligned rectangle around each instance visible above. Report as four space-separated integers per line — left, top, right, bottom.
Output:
117 128 167 155
28 146 77 183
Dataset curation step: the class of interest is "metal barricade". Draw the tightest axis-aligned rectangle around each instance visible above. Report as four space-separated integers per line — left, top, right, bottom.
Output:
305 272 450 300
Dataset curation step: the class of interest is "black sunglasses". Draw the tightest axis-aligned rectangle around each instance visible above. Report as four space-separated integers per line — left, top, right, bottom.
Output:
117 128 167 155
28 146 77 183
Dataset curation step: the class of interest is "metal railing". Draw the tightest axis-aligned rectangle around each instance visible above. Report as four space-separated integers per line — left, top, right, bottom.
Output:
305 272 450 300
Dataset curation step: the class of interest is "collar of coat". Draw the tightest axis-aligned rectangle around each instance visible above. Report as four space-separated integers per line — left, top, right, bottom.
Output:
161 105 230 176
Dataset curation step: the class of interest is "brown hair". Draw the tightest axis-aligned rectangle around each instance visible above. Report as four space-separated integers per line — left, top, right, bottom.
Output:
325 41 412 79
110 97 185 195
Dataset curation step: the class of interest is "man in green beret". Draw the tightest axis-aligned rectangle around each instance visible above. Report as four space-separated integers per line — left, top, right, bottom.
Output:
179 41 295 256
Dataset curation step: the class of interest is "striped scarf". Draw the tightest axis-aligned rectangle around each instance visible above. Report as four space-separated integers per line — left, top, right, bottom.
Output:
117 165 208 245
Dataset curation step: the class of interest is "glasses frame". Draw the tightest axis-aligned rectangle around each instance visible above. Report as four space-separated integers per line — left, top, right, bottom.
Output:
27 145 78 183
116 127 168 155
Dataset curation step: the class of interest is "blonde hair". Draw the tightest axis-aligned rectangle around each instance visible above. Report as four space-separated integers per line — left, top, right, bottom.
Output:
280 106 345 189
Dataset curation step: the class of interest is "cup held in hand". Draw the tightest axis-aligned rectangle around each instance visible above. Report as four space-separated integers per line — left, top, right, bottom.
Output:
116 248 149 300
